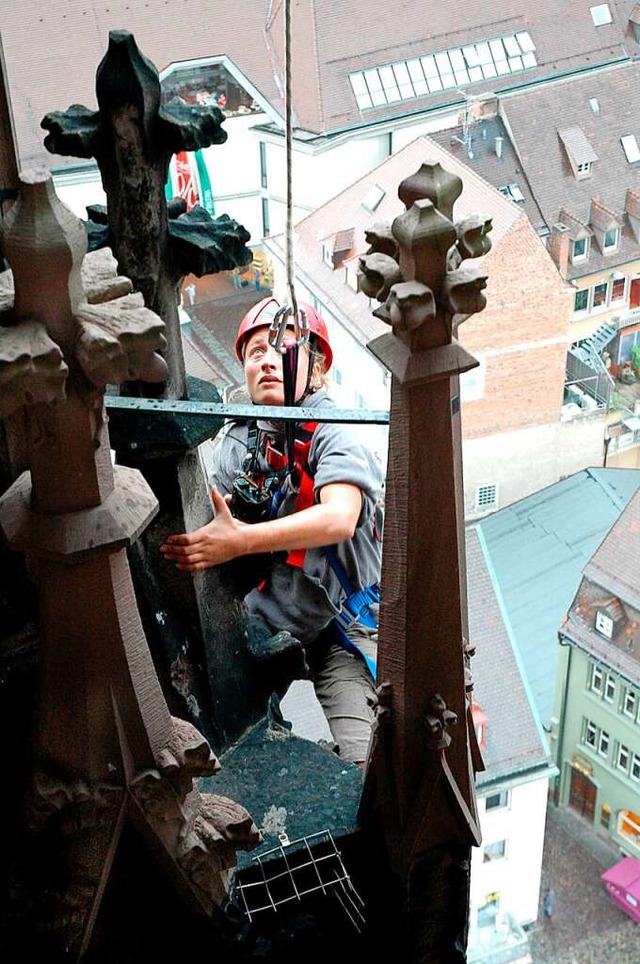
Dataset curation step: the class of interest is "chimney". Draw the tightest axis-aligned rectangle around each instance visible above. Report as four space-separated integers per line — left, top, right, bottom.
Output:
625 188 640 241
549 222 571 276
494 135 504 159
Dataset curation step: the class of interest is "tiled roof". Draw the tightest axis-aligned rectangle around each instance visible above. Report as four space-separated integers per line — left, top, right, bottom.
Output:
499 61 640 278
583 485 640 611
1 0 639 168
562 576 640 684
467 528 553 787
266 133 523 347
475 467 640 727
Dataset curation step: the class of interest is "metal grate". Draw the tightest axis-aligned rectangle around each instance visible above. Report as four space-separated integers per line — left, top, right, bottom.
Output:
232 830 366 932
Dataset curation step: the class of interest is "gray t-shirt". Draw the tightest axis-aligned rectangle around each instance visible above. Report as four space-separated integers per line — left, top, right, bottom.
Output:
209 389 384 645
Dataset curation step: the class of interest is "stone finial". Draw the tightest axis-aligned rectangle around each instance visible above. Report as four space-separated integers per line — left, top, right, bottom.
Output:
41 30 253 400
361 161 490 358
397 161 463 221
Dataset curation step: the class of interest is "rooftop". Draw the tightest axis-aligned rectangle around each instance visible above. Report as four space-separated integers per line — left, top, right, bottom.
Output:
1 0 639 169
474 467 640 728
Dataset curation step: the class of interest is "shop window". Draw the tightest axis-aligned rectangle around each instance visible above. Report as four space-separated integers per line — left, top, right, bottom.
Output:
483 840 507 862
574 289 589 313
593 282 608 308
632 754 640 783
618 810 640 846
600 804 612 829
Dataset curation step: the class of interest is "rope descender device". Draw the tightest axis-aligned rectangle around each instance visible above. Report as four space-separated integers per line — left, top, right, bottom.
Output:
267 303 310 354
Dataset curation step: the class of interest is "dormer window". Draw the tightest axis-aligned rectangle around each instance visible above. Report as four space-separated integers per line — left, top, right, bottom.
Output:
558 127 598 180
572 237 589 262
603 228 619 252
595 609 614 638
577 161 592 177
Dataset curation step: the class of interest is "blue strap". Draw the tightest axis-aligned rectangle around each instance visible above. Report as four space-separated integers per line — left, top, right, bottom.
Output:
332 620 377 678
323 545 379 677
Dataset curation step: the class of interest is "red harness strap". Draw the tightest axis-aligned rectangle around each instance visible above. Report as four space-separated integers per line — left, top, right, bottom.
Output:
283 421 318 569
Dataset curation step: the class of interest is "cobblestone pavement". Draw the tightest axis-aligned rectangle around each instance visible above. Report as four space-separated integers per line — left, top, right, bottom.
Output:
528 803 639 964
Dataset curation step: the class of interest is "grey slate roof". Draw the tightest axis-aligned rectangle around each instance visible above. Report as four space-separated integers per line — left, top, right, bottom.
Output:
474 467 640 729
467 528 553 788
432 61 640 278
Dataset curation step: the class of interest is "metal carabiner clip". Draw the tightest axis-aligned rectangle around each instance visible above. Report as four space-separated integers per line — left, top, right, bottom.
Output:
268 304 310 353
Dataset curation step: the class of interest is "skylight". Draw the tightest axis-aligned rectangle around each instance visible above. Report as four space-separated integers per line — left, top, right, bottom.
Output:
362 184 385 212
590 4 613 26
589 98 600 113
349 32 538 111
621 134 640 163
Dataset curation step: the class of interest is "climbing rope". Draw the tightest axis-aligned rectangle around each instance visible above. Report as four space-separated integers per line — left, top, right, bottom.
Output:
268 0 309 355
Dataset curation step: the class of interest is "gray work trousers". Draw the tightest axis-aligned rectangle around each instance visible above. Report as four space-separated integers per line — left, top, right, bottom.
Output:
310 623 377 764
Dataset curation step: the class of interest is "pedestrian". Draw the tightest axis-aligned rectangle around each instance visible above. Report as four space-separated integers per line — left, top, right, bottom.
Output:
161 297 383 765
543 887 554 918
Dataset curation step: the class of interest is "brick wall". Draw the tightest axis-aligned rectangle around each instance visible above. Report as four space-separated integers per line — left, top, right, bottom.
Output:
460 212 572 440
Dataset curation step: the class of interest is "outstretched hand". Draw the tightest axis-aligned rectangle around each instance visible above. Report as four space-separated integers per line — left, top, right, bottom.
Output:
160 487 248 572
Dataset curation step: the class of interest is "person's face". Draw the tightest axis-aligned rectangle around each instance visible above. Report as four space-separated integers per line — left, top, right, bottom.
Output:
243 327 311 405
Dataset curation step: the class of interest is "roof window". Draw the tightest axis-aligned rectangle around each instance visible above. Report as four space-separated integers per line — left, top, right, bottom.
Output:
498 183 525 203
590 98 600 113
621 134 640 163
590 4 613 26
361 184 385 213
349 32 538 110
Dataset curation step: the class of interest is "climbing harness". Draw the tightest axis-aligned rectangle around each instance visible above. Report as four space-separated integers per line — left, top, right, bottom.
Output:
232 418 380 677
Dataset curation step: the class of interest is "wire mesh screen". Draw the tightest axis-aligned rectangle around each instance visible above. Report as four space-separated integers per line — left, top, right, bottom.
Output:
232 829 365 932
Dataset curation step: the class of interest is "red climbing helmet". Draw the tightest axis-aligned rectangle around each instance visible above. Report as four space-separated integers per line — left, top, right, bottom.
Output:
235 296 333 371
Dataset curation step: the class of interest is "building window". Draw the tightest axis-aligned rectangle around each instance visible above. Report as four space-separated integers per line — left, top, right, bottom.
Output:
601 804 612 829
344 261 360 292
598 729 610 758
485 789 510 812
604 673 616 703
476 483 498 511
573 289 590 313
589 663 604 695
259 142 268 189
333 368 343 386
623 688 637 719
595 610 614 639
592 282 609 308
603 228 619 252
611 275 626 301
577 161 592 177
261 197 270 237
584 719 598 749
632 754 640 782
617 743 630 773
483 839 507 862
572 237 588 261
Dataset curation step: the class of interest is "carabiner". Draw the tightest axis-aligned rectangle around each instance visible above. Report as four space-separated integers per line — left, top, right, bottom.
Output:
268 304 310 353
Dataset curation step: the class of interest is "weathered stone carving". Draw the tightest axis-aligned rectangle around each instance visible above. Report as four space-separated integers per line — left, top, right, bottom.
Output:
42 30 253 399
0 171 258 958
358 161 486 944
